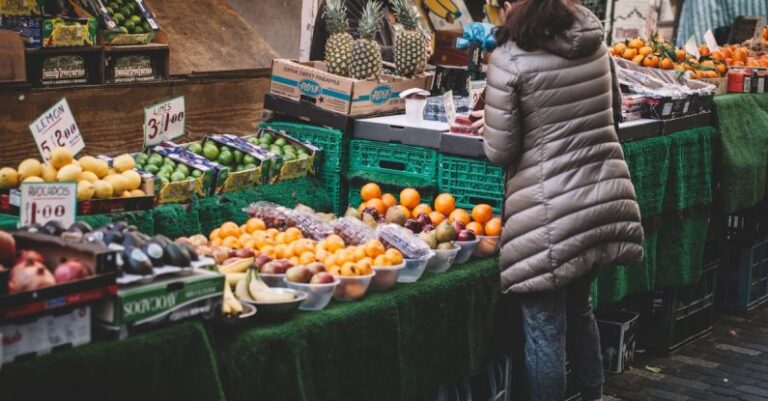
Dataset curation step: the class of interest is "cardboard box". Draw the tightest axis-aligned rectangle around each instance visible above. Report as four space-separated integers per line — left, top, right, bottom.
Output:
0 0 41 15
1 232 118 319
440 131 484 158
0 14 41 48
269 59 434 117
144 144 225 204
76 0 161 45
0 306 90 366
597 310 639 373
247 129 319 182
353 114 447 149
95 268 222 337
42 17 97 47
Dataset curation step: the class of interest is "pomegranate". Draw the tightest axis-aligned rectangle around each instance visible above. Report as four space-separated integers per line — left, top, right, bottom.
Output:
9 258 55 294
14 250 45 267
53 259 92 283
0 230 15 263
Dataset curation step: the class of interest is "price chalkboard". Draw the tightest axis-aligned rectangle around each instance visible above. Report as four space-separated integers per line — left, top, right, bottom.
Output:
728 16 764 45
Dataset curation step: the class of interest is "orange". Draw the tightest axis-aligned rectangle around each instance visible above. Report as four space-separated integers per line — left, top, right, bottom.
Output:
396 204 412 219
240 224 248 234
266 228 280 238
399 188 421 209
448 208 471 225
381 193 397 208
358 202 367 213
675 49 687 62
374 254 389 267
722 47 733 59
299 251 315 265
325 234 346 252
275 232 288 245
238 233 252 244
712 51 724 61
293 238 314 255
412 204 432 217
246 217 266 233
220 222 240 239
357 258 373 272
324 254 338 269
326 265 341 275
290 256 300 266
385 248 403 265
471 204 494 224
642 55 660 68
466 221 484 235
638 46 653 56
632 54 645 65
285 227 303 242
340 262 356 276
336 250 354 265
429 211 445 225
699 45 710 57
353 246 367 261
209 228 221 242
260 245 275 258
622 47 638 60
222 236 242 249
628 38 644 49
734 47 748 62
485 217 502 236
747 58 761 67
315 248 328 262
434 193 456 215
244 239 257 250
366 198 387 215
284 243 296 258
364 240 386 258
733 60 745 67
612 43 626 56
361 183 382 202
716 63 728 75
659 57 674 70
211 237 222 247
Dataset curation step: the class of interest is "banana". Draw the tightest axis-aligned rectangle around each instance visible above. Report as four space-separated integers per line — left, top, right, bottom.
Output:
253 290 295 303
218 257 254 274
235 277 254 301
226 272 247 288
223 283 243 315
248 269 270 300
226 297 244 314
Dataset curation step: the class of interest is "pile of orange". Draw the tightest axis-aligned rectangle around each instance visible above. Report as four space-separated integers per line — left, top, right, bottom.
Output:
208 217 403 276
611 36 732 78
357 183 503 236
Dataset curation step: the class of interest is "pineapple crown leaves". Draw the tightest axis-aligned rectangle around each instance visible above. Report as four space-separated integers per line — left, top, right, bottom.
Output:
323 0 350 35
358 0 385 40
390 0 419 31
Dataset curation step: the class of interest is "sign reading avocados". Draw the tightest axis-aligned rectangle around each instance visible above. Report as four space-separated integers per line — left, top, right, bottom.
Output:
143 96 186 147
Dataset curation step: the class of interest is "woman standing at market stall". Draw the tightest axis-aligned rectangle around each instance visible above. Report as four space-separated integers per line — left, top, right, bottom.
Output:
473 0 644 400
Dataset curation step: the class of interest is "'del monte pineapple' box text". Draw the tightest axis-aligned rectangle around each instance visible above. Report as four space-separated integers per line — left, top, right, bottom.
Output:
269 59 434 117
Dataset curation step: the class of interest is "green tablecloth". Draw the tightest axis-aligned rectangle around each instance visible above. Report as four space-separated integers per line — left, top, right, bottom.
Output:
0 321 226 401
714 94 768 213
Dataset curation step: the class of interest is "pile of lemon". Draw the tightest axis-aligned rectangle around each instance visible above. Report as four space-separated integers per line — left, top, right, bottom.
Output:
0 147 146 201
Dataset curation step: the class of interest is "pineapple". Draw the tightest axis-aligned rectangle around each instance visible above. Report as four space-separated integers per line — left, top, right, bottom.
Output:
349 1 385 80
323 0 354 77
391 0 426 77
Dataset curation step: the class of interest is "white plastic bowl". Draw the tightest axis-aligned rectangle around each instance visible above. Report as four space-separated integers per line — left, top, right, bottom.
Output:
332 273 375 301
426 244 461 273
454 238 480 264
259 273 287 288
370 262 406 292
397 251 435 283
472 236 500 258
284 276 340 311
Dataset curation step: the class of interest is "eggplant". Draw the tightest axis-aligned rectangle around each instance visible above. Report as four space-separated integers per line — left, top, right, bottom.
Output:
142 242 165 267
123 246 153 276
164 242 191 267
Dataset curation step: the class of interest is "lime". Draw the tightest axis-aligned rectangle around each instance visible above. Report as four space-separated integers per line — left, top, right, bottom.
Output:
157 170 170 179
114 0 123 6
144 164 159 174
148 154 163 167
298 148 309 155
248 137 259 145
106 7 114 14
120 7 131 17
269 145 282 155
275 138 287 147
262 133 274 143
113 12 125 23
130 15 141 24
160 165 174 175
171 172 187 182
243 164 257 170
175 164 190 175
123 20 135 30
283 153 296 161
283 145 297 154
202 144 219 161
298 153 309 160
191 169 203 178
243 155 256 165
108 2 118 10
143 22 152 32
162 158 176 168
217 151 234 166
233 149 244 164
188 143 203 155
132 26 144 34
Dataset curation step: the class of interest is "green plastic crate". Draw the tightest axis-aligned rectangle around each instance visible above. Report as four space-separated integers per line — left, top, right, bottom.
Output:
438 155 504 213
317 170 347 216
347 178 436 211
259 121 347 173
349 140 438 182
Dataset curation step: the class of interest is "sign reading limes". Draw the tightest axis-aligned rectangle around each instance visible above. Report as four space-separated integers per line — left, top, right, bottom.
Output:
28 97 84 162
19 182 77 228
144 96 186 147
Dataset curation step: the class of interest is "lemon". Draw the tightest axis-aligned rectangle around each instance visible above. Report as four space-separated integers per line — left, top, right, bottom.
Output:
0 167 19 188
17 159 43 180
42 165 58 182
49 147 73 169
78 156 99 172
120 191 132 198
80 171 99 183
103 174 127 195
92 159 110 178
22 176 44 183
57 164 82 182
121 170 142 191
113 154 135 173
93 180 113 199
77 180 95 201
130 189 146 197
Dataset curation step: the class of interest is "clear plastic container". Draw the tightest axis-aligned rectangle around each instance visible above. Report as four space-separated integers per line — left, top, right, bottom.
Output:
370 262 406 292
397 251 435 283
284 277 339 311
454 238 480 264
377 224 432 259
332 273 375 301
260 273 287 288
426 244 460 273
472 236 500 258
333 217 376 245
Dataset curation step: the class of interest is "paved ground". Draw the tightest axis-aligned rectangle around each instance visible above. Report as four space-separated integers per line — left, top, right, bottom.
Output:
604 305 768 401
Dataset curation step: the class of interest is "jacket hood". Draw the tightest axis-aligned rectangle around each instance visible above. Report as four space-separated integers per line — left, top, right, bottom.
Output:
540 5 604 59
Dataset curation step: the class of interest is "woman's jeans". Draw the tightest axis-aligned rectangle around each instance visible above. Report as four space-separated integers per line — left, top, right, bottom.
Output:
519 272 604 401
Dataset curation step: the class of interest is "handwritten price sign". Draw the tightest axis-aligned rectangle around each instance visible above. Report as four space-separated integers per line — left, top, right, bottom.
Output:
28 98 84 162
19 182 77 228
144 96 186 146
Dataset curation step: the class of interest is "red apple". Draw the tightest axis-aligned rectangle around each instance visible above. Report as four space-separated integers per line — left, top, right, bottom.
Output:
452 220 466 233
306 262 325 275
235 248 255 258
310 272 335 284
285 266 312 283
0 231 16 263
53 259 92 283
457 230 477 242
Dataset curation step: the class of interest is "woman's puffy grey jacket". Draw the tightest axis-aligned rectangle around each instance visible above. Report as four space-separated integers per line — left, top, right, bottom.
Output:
483 6 644 293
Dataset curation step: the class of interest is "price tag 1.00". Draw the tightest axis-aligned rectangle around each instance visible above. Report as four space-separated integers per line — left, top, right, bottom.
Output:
19 182 77 228
28 98 84 162
144 96 186 147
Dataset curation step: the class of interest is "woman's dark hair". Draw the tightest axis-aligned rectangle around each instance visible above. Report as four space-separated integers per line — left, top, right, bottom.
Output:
495 0 578 51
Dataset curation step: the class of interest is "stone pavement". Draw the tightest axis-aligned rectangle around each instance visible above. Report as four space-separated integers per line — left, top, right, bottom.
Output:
603 305 768 401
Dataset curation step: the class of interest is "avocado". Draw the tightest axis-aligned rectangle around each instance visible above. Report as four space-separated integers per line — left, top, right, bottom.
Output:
103 230 125 245
153 234 172 247
178 242 200 262
142 242 165 267
165 242 191 267
122 232 146 249
68 221 93 233
123 246 154 276
42 220 66 236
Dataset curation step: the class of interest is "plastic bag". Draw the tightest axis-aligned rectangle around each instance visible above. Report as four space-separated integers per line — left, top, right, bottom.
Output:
282 207 334 240
245 201 294 230
333 217 377 245
377 224 432 259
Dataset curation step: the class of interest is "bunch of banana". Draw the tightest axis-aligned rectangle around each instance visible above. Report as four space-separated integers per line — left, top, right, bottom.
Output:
218 257 254 274
222 282 244 316
235 268 295 303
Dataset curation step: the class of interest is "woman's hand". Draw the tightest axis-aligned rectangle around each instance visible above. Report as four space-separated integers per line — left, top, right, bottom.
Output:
470 110 485 135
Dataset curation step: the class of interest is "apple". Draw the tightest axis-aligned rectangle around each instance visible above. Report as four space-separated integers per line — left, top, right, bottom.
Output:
285 265 312 283
53 259 92 283
306 262 325 275
235 248 255 258
0 230 16 264
452 220 466 233
457 229 477 242
310 272 335 284
416 213 432 228
404 219 422 233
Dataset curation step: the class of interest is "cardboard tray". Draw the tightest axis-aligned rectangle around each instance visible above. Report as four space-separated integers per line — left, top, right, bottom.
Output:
440 132 485 158
247 129 319 182
263 93 358 133
353 114 447 149
0 231 118 320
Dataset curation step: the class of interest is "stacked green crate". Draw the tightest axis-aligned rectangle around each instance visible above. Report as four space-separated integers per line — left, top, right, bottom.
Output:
437 154 505 214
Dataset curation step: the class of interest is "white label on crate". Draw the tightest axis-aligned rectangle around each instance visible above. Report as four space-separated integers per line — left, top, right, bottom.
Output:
744 76 752 93
704 30 720 52
759 77 765 94
19 182 77 228
662 102 673 116
443 90 456 124
683 101 690 114
28 98 84 162
143 96 186 147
